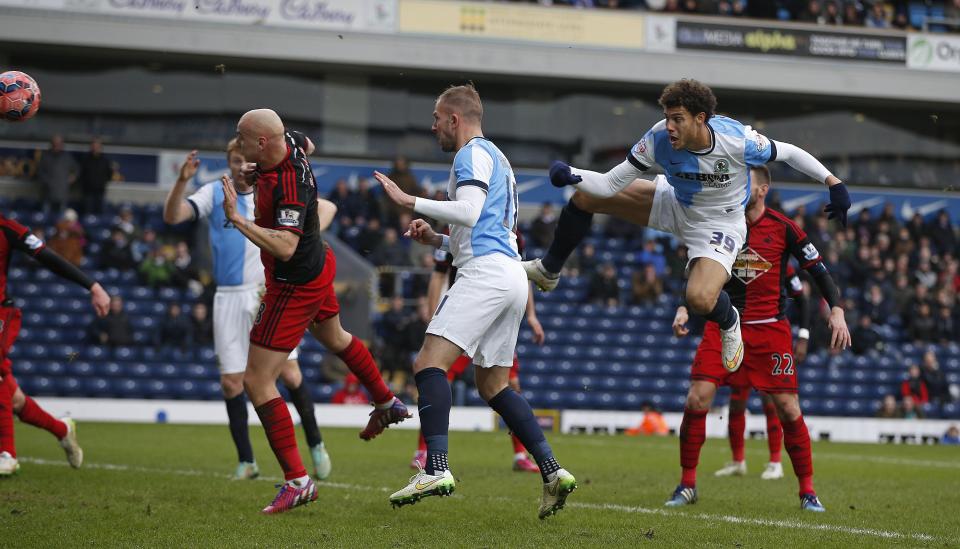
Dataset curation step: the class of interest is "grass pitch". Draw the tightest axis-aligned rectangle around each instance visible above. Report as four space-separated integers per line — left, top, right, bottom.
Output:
3 421 959 548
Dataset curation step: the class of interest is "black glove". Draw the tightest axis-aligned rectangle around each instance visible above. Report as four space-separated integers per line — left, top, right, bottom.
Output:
824 183 850 228
549 161 582 188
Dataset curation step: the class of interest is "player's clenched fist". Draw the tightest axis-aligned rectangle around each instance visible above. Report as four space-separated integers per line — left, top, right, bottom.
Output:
404 218 442 248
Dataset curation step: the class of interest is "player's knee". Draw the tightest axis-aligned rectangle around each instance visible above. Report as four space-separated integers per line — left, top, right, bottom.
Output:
776 398 802 422
729 398 747 414
570 192 597 214
685 287 717 316
11 388 25 411
685 391 710 411
220 376 243 398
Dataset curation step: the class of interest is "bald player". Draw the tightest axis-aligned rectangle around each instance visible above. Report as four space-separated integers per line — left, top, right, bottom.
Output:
223 109 411 514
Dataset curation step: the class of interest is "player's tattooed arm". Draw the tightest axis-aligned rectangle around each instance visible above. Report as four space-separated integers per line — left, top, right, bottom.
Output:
222 175 300 261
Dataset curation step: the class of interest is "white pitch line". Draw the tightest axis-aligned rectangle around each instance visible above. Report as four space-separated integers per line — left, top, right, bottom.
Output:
19 458 942 542
811 452 960 470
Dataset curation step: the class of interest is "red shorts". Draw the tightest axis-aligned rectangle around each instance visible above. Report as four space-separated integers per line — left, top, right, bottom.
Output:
447 354 520 382
250 247 340 353
691 318 798 394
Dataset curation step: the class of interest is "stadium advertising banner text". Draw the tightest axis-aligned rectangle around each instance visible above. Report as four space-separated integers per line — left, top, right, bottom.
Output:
908 33 960 73
398 0 645 50
676 20 906 63
0 0 397 32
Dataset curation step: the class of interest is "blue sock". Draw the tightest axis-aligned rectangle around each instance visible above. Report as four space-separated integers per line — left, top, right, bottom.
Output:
542 199 593 274
702 290 738 331
415 367 451 475
488 388 560 482
225 394 254 463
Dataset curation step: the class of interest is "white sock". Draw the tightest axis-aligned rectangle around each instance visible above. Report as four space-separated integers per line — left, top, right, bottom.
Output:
514 452 526 461
375 397 395 410
287 475 310 488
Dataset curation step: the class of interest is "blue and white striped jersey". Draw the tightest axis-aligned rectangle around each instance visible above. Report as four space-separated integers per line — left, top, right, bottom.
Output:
187 182 264 288
628 115 775 213
446 137 519 268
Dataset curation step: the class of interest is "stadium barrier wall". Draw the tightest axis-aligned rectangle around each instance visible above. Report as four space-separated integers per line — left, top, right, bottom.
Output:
34 398 956 444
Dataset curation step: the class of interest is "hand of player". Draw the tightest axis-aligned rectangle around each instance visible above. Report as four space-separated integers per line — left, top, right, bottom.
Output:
527 314 546 345
672 306 690 338
374 170 415 209
828 306 851 350
824 180 850 228
177 150 200 183
221 175 240 224
793 337 809 364
549 161 582 188
240 162 258 185
89 283 110 318
404 218 441 247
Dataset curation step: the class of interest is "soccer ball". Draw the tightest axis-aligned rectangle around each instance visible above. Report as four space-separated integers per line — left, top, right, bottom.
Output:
0 71 41 122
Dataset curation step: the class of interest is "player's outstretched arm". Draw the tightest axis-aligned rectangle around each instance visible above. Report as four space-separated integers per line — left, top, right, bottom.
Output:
802 262 850 350
772 140 850 226
33 247 110 317
375 171 485 228
316 198 338 232
221 175 300 261
551 160 644 198
163 151 200 224
525 286 545 345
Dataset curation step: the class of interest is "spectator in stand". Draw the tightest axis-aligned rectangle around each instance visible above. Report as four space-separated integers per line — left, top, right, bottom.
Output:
949 0 960 21
378 297 413 384
860 284 891 324
921 350 952 406
171 240 200 291
113 206 140 242
943 425 960 445
587 262 621 307
138 248 174 288
842 2 863 25
637 240 667 276
530 203 558 248
631 264 663 305
927 210 957 257
565 241 597 278
863 2 890 27
337 216 360 250
354 177 382 224
851 314 883 355
46 208 85 267
822 1 843 25
157 303 191 349
88 295 132 347
936 306 957 344
331 374 370 405
901 396 922 420
909 302 937 343
77 137 114 216
875 394 900 418
131 228 158 264
191 302 213 346
356 217 383 257
384 156 422 225
100 228 136 271
901 364 929 409
797 0 825 23
370 227 410 267
35 135 77 216
328 179 355 220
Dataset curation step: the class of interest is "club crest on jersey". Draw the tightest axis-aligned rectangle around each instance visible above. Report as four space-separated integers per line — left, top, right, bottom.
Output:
732 246 773 285
634 137 647 156
755 133 770 153
277 209 300 227
713 159 729 175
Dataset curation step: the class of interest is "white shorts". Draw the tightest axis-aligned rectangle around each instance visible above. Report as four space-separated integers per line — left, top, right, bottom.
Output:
647 175 746 276
426 254 527 368
213 286 298 376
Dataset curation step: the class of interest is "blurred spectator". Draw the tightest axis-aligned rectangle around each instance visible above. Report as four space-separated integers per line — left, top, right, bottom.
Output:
530 203 558 248
625 402 669 436
603 214 644 242
171 241 200 291
921 350 952 405
378 297 413 382
942 425 960 445
851 314 883 355
927 210 956 257
35 135 77 216
587 263 620 307
88 295 132 347
77 137 114 216
356 217 384 257
157 303 191 349
131 228 158 264
139 249 174 288
949 0 960 21
328 179 354 219
875 394 900 418
842 2 863 25
631 264 663 305
191 302 213 346
901 364 929 407
354 177 382 223
320 354 349 383
637 240 667 276
565 242 598 277
797 0 824 24
370 228 410 267
860 284 891 324
908 302 937 343
901 396 923 420
100 228 136 270
936 306 957 344
46 208 85 267
331 374 370 405
113 206 140 240
822 0 843 25
863 2 890 27
384 156 422 224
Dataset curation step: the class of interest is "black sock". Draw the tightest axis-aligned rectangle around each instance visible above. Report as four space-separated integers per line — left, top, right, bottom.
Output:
415 367 451 475
541 199 594 274
288 382 322 448
225 394 254 463
702 290 738 330
488 387 560 482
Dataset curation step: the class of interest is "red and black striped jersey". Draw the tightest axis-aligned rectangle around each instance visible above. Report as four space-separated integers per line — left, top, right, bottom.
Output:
727 208 821 322
435 226 525 286
254 130 324 285
0 214 45 302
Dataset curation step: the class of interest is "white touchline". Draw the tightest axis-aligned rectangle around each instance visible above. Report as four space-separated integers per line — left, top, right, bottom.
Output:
20 458 939 542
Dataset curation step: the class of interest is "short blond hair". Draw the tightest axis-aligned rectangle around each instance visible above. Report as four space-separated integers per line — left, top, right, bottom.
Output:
437 83 483 122
226 137 242 162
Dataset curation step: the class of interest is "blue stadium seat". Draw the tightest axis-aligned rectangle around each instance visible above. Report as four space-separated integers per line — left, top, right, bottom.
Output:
57 376 83 395
116 378 144 398
114 346 143 361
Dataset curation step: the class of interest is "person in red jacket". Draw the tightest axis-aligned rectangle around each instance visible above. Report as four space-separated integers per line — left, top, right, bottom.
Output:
331 374 370 405
901 364 929 406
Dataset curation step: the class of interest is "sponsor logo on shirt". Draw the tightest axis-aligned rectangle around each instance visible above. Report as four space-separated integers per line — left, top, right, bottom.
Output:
732 246 773 285
674 172 731 184
277 209 301 227
802 242 819 261
24 234 43 250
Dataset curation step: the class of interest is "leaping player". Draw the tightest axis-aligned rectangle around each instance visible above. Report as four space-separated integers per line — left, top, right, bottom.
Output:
522 79 850 376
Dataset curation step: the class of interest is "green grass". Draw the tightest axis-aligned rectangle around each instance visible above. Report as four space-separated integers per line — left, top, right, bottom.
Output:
3 421 959 548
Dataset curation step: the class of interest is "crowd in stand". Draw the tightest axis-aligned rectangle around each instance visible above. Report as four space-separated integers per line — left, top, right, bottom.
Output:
514 0 960 31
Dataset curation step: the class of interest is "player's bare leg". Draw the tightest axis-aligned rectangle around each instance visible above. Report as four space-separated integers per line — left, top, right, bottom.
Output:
524 180 656 291
507 377 538 473
0 372 19 476
245 344 316 514
279 360 330 480
11 384 80 468
687 258 743 372
769 392 823 511
390 335 461 508
309 316 410 440
715 391 748 478
221 372 258 480
477 365 576 519
666 380 717 507
760 392 784 480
